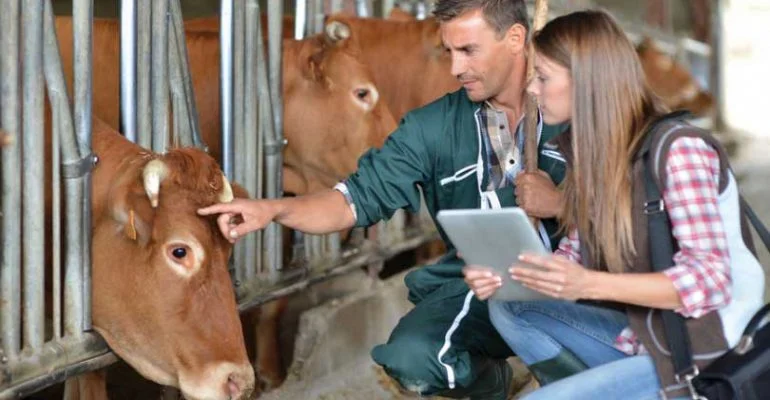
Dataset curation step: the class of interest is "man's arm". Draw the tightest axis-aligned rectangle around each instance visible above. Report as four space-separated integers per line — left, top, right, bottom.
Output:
198 189 355 242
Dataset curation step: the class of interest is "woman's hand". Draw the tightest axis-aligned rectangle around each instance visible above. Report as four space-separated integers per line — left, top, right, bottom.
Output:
462 265 502 300
510 253 597 301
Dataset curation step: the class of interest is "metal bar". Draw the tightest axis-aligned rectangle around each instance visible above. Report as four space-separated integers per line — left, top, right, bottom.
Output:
230 0 246 282
355 0 370 17
0 334 116 397
241 0 260 280
380 0 394 18
150 0 169 152
266 0 283 273
42 0 86 337
136 0 151 148
294 0 306 40
52 104 62 340
236 229 440 311
73 0 94 333
220 0 234 178
169 0 204 149
0 0 22 360
167 6 192 147
327 233 341 262
22 0 46 351
120 0 137 141
151 0 169 153
415 1 428 20
710 0 724 132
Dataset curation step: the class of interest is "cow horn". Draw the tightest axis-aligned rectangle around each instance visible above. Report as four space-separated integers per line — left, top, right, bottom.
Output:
219 173 234 203
142 159 169 208
325 21 350 42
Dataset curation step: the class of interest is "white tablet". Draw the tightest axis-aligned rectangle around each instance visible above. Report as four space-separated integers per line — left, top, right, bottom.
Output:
436 207 559 302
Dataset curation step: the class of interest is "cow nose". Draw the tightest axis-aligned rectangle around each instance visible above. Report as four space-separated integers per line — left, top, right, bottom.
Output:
226 368 255 400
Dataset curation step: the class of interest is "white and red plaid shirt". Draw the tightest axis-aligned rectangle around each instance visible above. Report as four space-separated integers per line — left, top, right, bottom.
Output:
556 136 732 355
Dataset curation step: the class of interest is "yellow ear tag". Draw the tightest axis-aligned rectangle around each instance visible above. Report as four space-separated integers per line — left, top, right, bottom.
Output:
126 209 138 241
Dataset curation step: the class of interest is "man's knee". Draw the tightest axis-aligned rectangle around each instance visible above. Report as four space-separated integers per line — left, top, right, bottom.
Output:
371 331 446 395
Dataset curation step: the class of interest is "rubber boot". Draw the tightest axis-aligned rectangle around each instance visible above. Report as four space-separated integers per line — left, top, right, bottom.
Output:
527 349 588 386
437 358 512 400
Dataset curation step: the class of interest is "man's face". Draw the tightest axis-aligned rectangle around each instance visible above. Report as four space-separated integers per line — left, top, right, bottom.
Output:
440 9 518 102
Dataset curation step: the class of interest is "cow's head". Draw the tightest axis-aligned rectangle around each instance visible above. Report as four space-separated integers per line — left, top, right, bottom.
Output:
637 37 714 116
281 28 397 195
91 148 254 400
321 15 458 121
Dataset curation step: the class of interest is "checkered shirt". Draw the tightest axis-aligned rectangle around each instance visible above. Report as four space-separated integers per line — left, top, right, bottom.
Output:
556 136 731 355
479 102 525 190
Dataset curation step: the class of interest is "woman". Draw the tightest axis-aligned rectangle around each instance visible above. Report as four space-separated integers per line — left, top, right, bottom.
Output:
463 10 765 400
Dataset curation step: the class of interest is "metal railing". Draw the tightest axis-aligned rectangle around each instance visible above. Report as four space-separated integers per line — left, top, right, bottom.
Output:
0 0 116 397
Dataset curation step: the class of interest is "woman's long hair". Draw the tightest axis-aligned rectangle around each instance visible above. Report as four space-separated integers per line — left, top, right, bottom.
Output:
534 10 668 271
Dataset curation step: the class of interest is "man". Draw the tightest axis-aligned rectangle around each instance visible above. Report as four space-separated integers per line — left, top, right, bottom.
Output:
200 1 568 398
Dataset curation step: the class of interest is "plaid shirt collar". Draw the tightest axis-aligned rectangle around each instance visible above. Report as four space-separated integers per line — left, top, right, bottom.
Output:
479 101 526 190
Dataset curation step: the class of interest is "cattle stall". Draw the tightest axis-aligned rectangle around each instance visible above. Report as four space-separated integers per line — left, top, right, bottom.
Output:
0 0 723 397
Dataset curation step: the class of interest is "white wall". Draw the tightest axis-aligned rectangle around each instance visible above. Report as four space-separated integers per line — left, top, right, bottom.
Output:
722 0 770 138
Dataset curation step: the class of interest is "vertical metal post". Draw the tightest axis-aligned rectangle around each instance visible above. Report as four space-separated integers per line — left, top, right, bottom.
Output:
73 0 93 332
169 0 204 149
710 0 725 132
52 105 62 339
43 0 86 337
294 0 307 40
265 1 283 272
120 0 137 141
21 0 45 350
220 0 234 178
136 0 151 148
0 0 22 360
355 0 370 17
240 0 260 279
151 0 170 153
381 0 395 18
415 1 428 20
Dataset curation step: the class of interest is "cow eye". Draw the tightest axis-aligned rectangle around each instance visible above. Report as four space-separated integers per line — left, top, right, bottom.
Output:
172 247 187 259
355 88 369 99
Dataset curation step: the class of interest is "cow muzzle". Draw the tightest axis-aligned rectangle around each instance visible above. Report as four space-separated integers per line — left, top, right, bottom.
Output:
178 362 255 400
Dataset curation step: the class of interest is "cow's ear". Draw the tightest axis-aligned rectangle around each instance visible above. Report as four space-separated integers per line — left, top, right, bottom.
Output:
108 176 155 245
306 50 327 83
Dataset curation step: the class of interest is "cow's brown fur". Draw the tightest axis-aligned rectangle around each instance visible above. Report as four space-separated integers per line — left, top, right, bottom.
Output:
45 118 255 400
636 37 714 116
325 14 459 122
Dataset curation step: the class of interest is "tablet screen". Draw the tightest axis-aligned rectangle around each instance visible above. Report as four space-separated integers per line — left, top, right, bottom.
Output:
436 207 564 301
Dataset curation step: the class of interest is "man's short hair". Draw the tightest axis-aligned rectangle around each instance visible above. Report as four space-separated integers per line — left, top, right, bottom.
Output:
433 0 530 37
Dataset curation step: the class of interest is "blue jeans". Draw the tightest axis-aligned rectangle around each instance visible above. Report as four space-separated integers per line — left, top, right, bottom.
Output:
488 300 678 400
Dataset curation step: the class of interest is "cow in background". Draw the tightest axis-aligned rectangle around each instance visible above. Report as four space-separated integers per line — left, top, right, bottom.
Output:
41 117 255 400
54 17 396 196
324 14 459 121
325 15 715 120
636 37 714 116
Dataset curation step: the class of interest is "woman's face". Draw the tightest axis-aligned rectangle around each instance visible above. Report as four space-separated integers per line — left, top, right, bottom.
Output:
527 53 572 125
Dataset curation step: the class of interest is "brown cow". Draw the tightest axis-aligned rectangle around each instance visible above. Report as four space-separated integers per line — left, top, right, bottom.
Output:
324 14 458 121
54 16 395 394
324 15 715 120
45 117 254 400
636 37 714 116
54 17 396 196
